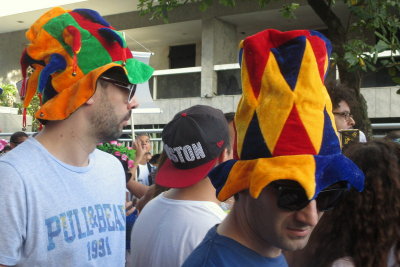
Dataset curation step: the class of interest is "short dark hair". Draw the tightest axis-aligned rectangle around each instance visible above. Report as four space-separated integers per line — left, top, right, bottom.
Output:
326 82 354 110
224 112 235 123
10 131 28 145
149 153 161 165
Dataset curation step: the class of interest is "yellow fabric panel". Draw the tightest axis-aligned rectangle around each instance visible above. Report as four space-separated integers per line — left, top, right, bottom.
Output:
235 54 258 157
235 95 255 157
293 40 325 153
26 7 68 41
257 52 294 153
27 30 68 68
218 155 317 201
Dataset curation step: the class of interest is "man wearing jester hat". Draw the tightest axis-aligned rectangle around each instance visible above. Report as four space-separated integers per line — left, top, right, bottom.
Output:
183 29 364 266
0 7 153 266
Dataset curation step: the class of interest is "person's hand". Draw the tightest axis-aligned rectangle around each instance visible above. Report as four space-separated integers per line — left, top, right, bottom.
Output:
134 138 145 163
125 200 136 216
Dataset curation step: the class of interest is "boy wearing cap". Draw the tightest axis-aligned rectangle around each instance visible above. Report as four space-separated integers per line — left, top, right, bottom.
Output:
128 105 230 267
183 29 364 266
0 7 153 267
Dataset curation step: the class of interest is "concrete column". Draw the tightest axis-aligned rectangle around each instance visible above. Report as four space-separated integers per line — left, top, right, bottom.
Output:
0 30 26 84
201 18 237 98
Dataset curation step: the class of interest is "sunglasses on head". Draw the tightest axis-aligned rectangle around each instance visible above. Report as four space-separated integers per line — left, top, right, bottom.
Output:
99 76 137 103
270 180 348 212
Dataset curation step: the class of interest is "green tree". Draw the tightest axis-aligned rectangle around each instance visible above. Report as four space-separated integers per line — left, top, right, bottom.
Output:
0 84 18 108
0 83 41 131
138 0 400 135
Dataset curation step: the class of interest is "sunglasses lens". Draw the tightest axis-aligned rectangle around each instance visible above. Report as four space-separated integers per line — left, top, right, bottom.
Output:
128 84 137 103
316 189 345 211
277 187 309 211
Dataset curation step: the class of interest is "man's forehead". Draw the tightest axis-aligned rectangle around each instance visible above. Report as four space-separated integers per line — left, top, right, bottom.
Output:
334 100 351 112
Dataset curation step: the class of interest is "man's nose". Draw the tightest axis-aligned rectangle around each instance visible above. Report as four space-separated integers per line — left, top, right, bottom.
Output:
128 96 139 110
348 116 355 126
294 200 320 227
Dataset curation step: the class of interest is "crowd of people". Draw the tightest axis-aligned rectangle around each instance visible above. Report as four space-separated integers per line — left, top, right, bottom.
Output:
0 6 399 267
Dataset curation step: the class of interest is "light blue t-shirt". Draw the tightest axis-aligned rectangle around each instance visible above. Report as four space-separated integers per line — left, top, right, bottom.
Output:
0 138 126 266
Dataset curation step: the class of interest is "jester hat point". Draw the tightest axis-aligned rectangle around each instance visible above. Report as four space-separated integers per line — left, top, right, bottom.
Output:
20 7 153 122
210 29 364 202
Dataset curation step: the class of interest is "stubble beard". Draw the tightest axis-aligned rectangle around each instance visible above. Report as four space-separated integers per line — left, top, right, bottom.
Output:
91 99 125 142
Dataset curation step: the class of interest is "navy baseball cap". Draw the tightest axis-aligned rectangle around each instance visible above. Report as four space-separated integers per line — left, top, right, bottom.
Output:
156 105 230 188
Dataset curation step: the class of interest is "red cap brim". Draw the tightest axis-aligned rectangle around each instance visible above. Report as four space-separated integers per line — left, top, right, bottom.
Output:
155 158 218 188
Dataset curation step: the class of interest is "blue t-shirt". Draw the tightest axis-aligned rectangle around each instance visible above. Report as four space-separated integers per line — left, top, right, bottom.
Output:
182 225 288 267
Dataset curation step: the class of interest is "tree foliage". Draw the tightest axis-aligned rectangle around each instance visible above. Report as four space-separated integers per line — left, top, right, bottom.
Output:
0 84 41 131
0 84 18 108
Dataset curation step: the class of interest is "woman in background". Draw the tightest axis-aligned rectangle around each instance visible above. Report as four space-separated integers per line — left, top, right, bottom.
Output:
290 140 400 267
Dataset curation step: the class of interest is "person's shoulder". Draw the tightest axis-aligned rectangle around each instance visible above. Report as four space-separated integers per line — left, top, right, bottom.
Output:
0 138 39 165
94 148 120 163
182 227 220 267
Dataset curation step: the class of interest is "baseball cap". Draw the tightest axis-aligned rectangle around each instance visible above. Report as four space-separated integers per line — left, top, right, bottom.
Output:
156 105 229 188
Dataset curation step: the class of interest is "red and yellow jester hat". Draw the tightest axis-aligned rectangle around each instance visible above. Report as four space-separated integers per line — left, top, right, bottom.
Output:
209 29 364 201
19 7 153 124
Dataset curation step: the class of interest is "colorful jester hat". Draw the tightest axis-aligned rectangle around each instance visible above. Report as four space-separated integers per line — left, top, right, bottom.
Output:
209 29 365 202
19 7 153 124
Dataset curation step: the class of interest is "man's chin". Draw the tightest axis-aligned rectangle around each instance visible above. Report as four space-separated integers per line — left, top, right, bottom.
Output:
280 236 311 251
282 242 308 251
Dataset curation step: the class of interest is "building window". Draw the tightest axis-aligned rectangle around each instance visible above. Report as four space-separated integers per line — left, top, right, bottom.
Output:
362 58 398 88
169 44 196 69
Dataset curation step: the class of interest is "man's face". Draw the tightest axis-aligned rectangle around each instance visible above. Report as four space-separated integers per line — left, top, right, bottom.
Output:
90 77 138 142
138 135 151 152
241 185 323 254
333 100 355 130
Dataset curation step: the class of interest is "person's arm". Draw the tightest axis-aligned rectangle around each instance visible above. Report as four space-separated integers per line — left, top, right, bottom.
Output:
126 177 149 199
132 138 146 178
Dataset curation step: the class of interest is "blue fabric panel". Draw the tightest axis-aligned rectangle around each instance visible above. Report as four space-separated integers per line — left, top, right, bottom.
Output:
238 48 243 66
270 36 306 91
98 28 124 47
42 81 58 104
313 154 365 199
72 9 110 26
319 108 341 155
209 159 237 197
38 53 66 93
241 112 272 160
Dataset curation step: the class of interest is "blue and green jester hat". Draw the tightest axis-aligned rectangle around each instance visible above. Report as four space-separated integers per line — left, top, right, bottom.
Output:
19 7 153 127
209 29 365 202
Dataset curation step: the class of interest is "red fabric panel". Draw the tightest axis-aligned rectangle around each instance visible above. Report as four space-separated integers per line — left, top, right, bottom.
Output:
69 12 133 61
273 104 317 156
308 35 327 82
243 29 311 98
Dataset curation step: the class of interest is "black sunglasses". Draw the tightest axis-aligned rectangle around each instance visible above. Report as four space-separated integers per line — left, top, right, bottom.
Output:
271 180 348 212
99 76 137 103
